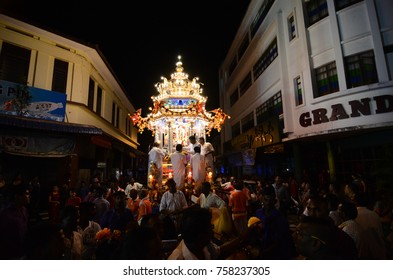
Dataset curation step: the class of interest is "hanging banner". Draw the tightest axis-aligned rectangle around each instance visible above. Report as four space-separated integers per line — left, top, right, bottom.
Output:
0 135 75 157
0 80 66 121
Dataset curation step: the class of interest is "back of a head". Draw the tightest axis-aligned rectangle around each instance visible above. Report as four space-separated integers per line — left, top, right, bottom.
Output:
233 179 244 190
129 189 138 200
166 178 177 193
176 144 183 152
339 200 358 220
194 145 201 153
353 192 369 207
180 206 211 243
139 189 148 199
153 142 160 148
201 181 211 195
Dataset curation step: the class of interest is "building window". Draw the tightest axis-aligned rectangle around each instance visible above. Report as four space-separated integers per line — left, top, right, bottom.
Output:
288 13 297 41
314 62 339 98
126 116 131 136
253 38 278 80
344 50 378 89
0 42 30 84
335 0 363 11
385 45 393 80
294 76 303 106
52 59 68 93
228 57 237 77
96 86 102 116
306 0 328 27
238 35 249 61
88 78 95 110
256 91 282 124
230 89 239 106
112 102 120 128
231 122 241 138
239 72 252 96
116 106 120 128
250 0 275 38
242 112 254 132
112 102 116 124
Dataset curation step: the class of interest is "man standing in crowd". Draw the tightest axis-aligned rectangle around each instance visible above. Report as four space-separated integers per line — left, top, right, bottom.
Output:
199 137 215 178
187 135 200 160
190 145 206 192
148 142 166 188
124 178 144 198
170 144 188 190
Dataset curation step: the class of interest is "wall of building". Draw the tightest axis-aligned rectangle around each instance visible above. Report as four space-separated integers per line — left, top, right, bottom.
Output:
0 14 146 188
219 0 393 189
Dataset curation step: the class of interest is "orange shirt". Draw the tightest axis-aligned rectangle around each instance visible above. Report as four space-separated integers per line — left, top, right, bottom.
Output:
137 197 152 222
229 190 248 218
127 197 140 217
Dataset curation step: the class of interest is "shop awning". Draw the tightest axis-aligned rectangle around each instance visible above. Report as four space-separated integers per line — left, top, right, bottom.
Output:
0 114 102 135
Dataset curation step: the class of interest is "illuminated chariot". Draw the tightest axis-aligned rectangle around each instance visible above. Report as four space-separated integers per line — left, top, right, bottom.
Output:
130 56 229 185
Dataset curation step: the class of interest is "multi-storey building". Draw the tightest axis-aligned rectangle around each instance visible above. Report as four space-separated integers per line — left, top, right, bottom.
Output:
219 0 393 191
0 14 146 190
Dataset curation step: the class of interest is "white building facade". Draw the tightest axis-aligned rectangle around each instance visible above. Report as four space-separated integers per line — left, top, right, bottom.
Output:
0 14 146 189
219 0 393 190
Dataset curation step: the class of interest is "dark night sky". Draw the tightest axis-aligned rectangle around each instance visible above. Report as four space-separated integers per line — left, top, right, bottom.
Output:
1 0 250 112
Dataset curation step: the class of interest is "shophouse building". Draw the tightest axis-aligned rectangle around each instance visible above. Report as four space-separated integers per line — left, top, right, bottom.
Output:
0 14 146 191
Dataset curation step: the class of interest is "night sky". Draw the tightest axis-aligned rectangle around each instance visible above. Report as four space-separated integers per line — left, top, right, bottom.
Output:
1 0 251 150
1 1 250 111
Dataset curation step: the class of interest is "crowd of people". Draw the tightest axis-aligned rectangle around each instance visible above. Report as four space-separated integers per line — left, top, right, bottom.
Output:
1 167 393 260
0 136 393 260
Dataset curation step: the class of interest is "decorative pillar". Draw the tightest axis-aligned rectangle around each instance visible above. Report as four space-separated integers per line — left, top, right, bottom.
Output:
168 122 173 154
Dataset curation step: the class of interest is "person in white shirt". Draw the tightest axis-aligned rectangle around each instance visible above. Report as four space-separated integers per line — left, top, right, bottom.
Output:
159 178 188 230
124 178 143 198
159 178 188 215
199 181 226 209
170 144 188 190
148 142 165 188
190 145 206 191
198 137 214 177
187 135 200 161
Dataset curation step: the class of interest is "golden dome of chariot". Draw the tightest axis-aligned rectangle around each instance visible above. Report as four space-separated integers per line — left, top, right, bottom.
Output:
130 56 229 136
